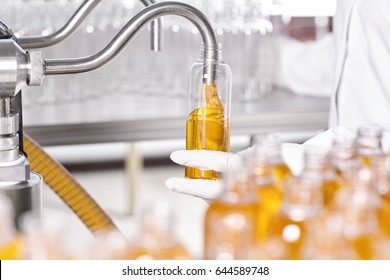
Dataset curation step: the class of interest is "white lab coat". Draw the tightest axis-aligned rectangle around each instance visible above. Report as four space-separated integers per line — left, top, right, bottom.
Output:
277 0 390 134
330 0 390 133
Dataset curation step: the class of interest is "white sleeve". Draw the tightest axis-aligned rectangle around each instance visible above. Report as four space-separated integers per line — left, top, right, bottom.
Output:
274 33 335 97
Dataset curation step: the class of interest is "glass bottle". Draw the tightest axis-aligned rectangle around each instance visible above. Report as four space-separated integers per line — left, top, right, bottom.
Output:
251 135 283 241
330 136 361 208
130 204 190 260
374 154 390 236
268 155 324 260
186 44 232 180
96 230 133 260
336 167 381 259
204 165 258 260
20 211 65 260
255 134 292 184
0 195 23 260
357 125 383 166
303 148 339 209
302 213 356 259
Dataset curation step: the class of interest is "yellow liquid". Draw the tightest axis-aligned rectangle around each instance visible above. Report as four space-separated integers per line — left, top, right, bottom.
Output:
186 84 229 180
255 184 283 241
322 179 341 209
360 156 371 166
0 237 22 260
378 194 390 236
272 163 292 184
268 213 306 260
204 200 258 260
352 235 374 260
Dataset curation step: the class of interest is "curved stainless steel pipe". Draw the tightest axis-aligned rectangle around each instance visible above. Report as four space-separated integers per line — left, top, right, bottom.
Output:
44 1 218 83
18 0 102 49
18 0 162 51
140 0 162 51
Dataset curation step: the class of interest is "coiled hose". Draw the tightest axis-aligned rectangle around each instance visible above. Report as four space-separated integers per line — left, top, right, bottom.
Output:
24 133 118 235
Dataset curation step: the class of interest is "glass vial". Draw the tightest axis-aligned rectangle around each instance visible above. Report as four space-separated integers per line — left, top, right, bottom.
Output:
357 125 383 166
186 44 232 180
204 165 258 260
131 203 190 260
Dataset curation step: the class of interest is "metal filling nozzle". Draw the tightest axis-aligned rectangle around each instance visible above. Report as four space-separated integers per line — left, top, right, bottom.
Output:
42 1 218 84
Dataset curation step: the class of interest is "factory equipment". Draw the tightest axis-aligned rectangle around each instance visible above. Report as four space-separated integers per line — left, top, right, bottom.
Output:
0 0 223 233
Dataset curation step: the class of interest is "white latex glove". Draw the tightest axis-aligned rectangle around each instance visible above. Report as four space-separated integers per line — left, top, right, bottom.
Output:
165 149 249 201
303 126 356 149
166 143 304 201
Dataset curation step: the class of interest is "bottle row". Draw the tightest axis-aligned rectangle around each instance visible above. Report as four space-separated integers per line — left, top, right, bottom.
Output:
2 125 389 260
205 125 390 260
0 200 190 260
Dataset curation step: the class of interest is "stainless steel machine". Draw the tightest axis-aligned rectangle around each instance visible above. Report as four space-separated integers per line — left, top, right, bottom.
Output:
0 0 219 223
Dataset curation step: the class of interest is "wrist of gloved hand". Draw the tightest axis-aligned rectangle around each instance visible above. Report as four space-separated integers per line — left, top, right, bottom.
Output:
166 149 249 201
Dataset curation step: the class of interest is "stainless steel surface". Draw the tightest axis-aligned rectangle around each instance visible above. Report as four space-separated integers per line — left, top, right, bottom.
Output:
140 0 163 51
0 134 18 149
0 155 30 181
23 91 330 146
0 40 28 97
0 110 19 161
0 97 10 115
0 149 19 162
26 50 45 86
18 0 102 49
44 1 217 83
0 172 42 224
17 0 162 51
0 97 19 163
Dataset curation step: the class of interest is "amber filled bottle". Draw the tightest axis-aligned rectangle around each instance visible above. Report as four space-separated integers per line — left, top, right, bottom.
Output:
0 195 22 260
131 204 190 260
357 125 383 166
204 165 258 260
20 211 65 259
256 134 292 184
374 154 390 236
331 136 362 212
302 213 356 259
268 150 325 260
251 135 284 241
335 167 382 259
303 148 340 209
186 44 232 180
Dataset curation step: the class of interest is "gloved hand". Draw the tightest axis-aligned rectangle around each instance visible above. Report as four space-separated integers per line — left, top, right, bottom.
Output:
303 126 355 148
166 127 356 201
165 148 251 201
165 143 304 201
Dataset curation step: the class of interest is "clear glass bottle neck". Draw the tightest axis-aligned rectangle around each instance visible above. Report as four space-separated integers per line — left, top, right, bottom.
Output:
302 150 330 175
376 154 390 195
282 177 323 221
252 134 284 165
357 125 383 157
220 166 256 204
139 204 175 244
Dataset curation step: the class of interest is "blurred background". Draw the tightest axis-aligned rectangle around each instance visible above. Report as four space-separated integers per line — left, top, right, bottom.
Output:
0 0 336 258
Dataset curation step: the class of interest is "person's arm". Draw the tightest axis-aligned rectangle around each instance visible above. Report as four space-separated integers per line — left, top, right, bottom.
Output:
274 33 335 97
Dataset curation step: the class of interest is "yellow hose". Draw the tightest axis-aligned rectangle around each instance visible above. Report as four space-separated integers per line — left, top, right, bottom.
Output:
24 133 118 235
